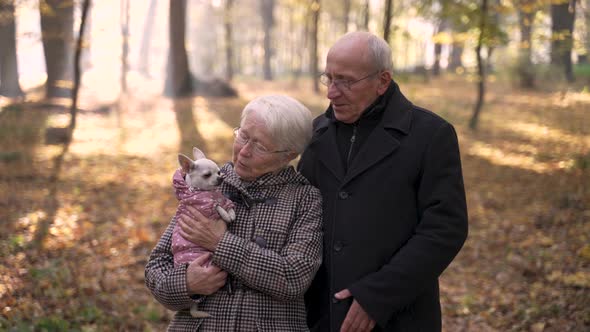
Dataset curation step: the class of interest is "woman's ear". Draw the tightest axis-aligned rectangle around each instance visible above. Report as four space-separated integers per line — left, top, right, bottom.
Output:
281 151 298 165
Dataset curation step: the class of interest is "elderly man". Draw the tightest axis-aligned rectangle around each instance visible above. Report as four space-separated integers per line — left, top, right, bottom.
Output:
298 31 468 331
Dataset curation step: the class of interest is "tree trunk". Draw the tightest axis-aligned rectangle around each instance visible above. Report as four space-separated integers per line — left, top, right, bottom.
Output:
70 0 92 135
35 0 91 248
485 0 500 74
81 1 92 70
40 0 74 99
261 0 275 80
551 0 576 82
432 19 447 77
138 0 157 77
470 0 488 130
0 0 23 97
342 0 351 33
164 0 193 97
517 0 536 88
120 0 130 93
362 0 370 30
224 0 234 81
383 0 393 43
449 41 464 70
582 0 590 64
310 0 320 93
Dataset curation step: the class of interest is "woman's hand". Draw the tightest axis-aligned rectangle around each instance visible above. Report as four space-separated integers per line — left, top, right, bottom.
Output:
178 205 227 251
186 253 228 295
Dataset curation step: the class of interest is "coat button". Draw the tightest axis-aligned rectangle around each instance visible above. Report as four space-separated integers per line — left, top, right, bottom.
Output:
333 241 343 252
338 191 349 199
253 236 267 248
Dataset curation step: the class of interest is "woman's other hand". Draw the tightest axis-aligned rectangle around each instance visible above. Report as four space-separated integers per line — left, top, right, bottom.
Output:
186 253 228 295
178 206 227 251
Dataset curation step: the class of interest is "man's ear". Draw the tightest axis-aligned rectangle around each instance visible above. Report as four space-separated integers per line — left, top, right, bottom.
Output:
377 71 392 95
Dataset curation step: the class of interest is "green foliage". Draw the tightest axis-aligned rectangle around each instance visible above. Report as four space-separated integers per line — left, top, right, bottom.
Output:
573 152 590 170
0 106 41 145
134 304 167 322
79 306 104 324
574 63 590 78
0 151 23 163
8 234 25 250
4 321 34 332
35 316 72 332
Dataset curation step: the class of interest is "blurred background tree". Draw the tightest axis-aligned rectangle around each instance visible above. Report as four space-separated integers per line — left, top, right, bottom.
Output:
39 0 74 99
0 0 24 98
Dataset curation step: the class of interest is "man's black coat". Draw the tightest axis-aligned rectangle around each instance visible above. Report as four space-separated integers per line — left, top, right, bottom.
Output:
298 81 468 331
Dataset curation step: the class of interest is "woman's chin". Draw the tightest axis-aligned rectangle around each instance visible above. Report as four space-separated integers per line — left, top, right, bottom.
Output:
235 165 253 181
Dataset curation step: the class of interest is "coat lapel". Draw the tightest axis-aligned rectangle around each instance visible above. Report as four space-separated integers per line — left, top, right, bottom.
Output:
343 82 414 185
311 80 414 186
344 127 400 185
312 122 346 182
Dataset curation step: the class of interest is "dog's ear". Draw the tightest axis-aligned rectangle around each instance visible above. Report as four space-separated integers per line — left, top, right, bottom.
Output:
178 153 193 173
193 147 206 160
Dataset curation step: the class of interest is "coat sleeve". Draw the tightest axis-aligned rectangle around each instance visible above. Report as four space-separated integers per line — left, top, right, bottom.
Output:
212 187 323 302
144 218 195 311
349 122 468 327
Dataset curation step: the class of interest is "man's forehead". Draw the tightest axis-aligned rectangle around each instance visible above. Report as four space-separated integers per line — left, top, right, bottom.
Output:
325 52 371 75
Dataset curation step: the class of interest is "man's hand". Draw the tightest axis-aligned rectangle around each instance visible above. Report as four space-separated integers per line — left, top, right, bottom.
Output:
335 289 376 332
178 205 227 251
186 253 228 295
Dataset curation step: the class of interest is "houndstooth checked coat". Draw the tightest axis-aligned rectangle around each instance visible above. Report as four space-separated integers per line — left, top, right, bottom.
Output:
145 163 323 331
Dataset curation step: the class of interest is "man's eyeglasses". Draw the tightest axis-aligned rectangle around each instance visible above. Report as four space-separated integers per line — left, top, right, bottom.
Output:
233 127 289 155
319 71 381 90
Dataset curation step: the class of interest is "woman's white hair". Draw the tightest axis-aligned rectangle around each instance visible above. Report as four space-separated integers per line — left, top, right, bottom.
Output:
241 95 313 155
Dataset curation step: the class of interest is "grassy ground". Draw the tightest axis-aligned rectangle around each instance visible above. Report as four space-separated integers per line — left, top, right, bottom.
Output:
0 76 588 331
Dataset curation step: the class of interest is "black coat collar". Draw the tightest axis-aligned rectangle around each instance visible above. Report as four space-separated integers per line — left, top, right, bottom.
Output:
308 81 414 184
312 80 413 137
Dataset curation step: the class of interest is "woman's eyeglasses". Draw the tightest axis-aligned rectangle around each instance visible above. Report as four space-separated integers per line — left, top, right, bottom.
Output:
233 127 289 155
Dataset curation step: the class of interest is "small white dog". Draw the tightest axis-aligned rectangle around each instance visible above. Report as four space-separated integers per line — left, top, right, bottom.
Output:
177 147 236 223
171 147 235 318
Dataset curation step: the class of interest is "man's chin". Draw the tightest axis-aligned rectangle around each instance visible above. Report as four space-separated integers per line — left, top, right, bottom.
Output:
334 111 355 124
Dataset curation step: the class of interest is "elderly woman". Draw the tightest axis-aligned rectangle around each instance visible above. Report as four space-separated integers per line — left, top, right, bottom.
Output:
145 95 323 331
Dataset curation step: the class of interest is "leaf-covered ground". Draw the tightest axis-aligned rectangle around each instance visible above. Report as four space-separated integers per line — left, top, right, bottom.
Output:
0 77 588 331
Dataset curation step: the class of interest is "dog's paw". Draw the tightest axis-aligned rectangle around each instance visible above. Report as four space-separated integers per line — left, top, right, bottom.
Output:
216 206 234 223
190 304 212 318
228 208 236 222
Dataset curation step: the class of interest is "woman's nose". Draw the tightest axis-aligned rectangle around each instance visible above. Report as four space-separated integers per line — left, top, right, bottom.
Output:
238 142 253 157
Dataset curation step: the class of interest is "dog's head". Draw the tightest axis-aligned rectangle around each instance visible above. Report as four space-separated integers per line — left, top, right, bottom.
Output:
178 147 223 191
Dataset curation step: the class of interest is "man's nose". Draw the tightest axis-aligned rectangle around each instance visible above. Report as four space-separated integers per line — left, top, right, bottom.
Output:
326 82 341 99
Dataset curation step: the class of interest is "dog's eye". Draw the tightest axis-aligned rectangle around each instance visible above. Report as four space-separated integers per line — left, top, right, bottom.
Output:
203 173 211 178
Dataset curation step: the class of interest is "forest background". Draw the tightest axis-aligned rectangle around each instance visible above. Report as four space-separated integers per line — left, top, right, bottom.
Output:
0 0 589 331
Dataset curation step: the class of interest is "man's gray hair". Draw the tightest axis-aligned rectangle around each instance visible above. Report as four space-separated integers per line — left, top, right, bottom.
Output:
366 33 393 73
241 95 313 155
